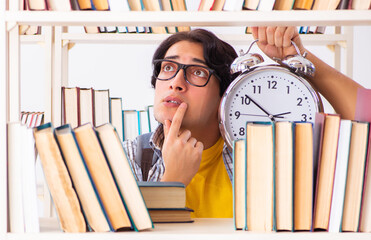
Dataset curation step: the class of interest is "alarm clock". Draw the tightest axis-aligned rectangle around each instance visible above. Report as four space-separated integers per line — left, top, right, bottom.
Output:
219 40 323 149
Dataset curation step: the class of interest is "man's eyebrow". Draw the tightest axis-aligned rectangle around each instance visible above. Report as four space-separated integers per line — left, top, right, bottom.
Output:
164 55 207 65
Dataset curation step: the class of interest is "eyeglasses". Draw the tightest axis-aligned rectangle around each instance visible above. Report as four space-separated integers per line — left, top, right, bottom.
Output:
153 59 219 87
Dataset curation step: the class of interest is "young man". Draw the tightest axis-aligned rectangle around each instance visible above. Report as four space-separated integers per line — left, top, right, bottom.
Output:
123 26 363 218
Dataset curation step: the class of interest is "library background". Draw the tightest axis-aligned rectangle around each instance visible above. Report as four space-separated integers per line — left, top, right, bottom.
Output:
1 0 371 239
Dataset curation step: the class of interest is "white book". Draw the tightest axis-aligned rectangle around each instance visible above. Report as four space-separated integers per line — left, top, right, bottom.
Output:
223 0 244 11
123 110 140 141
147 105 159 132
8 122 25 233
21 125 40 233
110 98 124 141
185 0 201 11
94 89 110 127
328 119 352 233
257 0 276 11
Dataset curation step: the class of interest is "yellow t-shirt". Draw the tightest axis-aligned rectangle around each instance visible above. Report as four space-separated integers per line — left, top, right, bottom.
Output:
185 137 233 218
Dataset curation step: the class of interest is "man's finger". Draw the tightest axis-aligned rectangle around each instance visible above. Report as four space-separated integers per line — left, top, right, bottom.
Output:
168 102 187 139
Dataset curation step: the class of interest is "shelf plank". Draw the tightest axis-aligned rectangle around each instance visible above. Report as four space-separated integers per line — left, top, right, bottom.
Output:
5 10 371 27
60 32 350 46
5 218 371 240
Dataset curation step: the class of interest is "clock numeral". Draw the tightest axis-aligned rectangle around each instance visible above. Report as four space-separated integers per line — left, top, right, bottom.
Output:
301 114 307 122
239 127 245 136
235 111 241 119
240 95 251 105
252 85 261 94
297 97 303 106
268 80 277 89
286 86 290 94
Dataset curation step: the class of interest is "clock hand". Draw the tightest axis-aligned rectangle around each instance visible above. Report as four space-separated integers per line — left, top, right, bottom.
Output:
273 112 291 117
240 113 273 118
245 95 276 121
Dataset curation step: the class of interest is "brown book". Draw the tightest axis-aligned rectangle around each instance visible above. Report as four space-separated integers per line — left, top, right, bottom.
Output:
198 0 215 11
33 123 86 232
92 0 109 10
26 0 47 10
273 0 295 10
95 123 153 231
243 0 259 10
233 139 246 230
342 121 369 232
54 124 111 232
294 122 314 231
148 208 194 223
275 121 294 231
293 0 314 9
74 123 132 231
245 122 274 232
313 114 341 230
138 181 186 209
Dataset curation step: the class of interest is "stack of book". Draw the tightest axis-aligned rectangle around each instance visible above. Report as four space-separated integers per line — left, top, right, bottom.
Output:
33 122 153 232
138 181 194 223
233 101 371 233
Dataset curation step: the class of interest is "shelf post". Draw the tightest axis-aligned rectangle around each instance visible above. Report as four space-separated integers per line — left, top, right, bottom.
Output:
0 0 8 235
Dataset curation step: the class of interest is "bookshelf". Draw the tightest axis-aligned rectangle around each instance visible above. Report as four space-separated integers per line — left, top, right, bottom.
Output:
1 1 371 237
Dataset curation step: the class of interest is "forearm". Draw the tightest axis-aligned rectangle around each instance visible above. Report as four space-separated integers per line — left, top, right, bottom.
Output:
304 49 364 120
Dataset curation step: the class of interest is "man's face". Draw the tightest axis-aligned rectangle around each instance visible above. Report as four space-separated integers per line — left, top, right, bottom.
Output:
153 40 221 132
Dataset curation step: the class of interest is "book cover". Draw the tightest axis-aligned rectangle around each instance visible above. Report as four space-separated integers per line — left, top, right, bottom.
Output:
94 89 110 127
95 123 153 231
109 97 124 141
123 109 140 140
273 0 295 10
147 207 194 223
79 87 94 126
54 124 112 232
33 123 86 232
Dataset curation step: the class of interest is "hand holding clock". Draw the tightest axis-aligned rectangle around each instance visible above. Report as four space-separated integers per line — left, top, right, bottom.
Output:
161 103 203 186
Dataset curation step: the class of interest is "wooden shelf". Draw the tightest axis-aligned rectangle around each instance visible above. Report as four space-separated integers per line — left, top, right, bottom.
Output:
4 218 371 240
5 10 371 27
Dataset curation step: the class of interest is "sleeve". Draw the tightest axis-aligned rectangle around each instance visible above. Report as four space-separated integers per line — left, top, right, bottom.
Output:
122 138 143 181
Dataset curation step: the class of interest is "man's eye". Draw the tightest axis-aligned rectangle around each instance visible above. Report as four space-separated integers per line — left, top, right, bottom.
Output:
194 69 207 78
163 64 175 72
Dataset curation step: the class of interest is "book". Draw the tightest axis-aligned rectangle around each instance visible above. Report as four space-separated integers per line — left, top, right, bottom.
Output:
46 0 72 10
69 0 80 10
138 181 186 209
21 125 40 233
356 88 371 232
95 123 153 231
313 114 341 230
294 122 314 231
91 0 109 10
147 105 159 132
257 0 276 10
233 139 246 230
242 0 259 9
273 0 295 10
328 119 352 233
7 122 25 233
62 86 80 128
212 0 226 10
142 0 168 33
74 123 132 231
292 0 314 9
342 121 369 232
350 0 371 9
148 208 194 223
275 121 294 231
245 122 275 232
94 89 110 127
138 109 150 135
198 0 215 10
33 123 86 232
109 97 124 141
26 0 48 10
184 0 201 11
79 87 94 126
54 124 112 232
76 0 95 9
123 109 140 140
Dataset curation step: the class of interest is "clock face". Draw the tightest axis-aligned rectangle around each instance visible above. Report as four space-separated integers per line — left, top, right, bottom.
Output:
219 65 323 149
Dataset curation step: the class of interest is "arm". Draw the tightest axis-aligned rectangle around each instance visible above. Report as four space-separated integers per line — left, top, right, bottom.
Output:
251 26 364 120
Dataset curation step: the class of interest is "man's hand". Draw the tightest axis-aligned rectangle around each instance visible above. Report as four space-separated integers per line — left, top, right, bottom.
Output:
161 103 204 186
251 26 305 60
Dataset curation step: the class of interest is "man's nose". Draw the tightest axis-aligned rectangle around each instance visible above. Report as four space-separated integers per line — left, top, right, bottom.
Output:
169 68 187 91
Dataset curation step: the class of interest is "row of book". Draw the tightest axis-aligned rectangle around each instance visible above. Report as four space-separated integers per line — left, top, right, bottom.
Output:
21 0 371 35
32 122 153 232
62 86 159 142
233 88 371 233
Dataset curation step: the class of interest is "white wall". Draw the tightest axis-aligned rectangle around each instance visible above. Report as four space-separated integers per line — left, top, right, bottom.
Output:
21 26 371 114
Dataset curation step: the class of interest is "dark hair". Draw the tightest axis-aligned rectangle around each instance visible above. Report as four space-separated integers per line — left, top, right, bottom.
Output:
151 29 238 96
